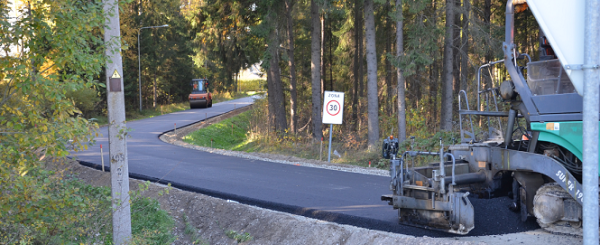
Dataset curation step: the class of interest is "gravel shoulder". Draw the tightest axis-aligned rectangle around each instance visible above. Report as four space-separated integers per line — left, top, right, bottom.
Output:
69 106 582 244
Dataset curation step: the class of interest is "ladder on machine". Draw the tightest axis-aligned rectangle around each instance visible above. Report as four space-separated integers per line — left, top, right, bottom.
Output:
458 60 510 143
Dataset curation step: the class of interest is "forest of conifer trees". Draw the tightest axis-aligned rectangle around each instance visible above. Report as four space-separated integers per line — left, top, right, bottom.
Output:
166 0 540 146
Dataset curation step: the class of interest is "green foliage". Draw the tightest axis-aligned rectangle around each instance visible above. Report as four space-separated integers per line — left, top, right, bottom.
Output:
123 102 189 124
211 91 261 104
377 158 390 168
405 106 433 140
1 1 107 240
66 85 102 118
0 167 176 244
186 0 263 92
118 0 197 111
1 0 104 168
238 79 267 92
0 1 177 244
225 229 253 243
397 131 460 166
130 196 176 245
400 130 459 152
0 169 110 244
388 0 441 77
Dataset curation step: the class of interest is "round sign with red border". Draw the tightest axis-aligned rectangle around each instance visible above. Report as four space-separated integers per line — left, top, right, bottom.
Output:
326 100 341 116
322 91 344 124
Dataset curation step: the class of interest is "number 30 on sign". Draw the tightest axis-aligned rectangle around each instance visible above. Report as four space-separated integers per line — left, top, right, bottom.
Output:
322 91 344 124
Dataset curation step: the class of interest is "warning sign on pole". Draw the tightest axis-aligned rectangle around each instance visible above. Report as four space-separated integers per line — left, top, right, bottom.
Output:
322 91 344 125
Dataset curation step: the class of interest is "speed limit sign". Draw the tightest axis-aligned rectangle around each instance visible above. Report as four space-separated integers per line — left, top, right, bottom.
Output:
322 91 344 124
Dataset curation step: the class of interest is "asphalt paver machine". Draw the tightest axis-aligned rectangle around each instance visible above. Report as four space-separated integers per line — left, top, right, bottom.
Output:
381 0 599 235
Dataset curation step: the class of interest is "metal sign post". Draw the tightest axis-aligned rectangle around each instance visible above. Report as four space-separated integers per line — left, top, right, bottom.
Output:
103 0 131 244
582 0 599 243
322 91 344 162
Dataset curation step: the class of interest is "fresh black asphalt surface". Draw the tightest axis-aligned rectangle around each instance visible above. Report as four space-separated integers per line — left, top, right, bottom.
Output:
72 96 539 237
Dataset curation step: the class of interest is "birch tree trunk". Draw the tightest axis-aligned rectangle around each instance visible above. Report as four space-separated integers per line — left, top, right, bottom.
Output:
364 0 380 149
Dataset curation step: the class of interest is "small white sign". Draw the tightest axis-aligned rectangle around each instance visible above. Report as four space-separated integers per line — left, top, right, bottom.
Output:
322 91 344 124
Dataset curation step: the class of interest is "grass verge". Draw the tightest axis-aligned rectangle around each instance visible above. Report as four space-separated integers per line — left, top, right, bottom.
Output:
130 183 176 245
183 110 252 150
182 97 459 169
181 108 383 167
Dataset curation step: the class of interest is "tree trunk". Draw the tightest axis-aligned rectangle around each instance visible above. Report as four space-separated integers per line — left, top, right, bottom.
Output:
352 0 360 131
310 0 323 141
358 6 364 98
285 0 297 133
460 0 470 92
480 0 491 127
452 0 461 115
267 70 275 131
395 0 406 143
385 0 393 116
431 59 439 127
358 0 365 133
267 27 287 132
430 0 439 128
153 72 157 108
440 0 455 131
364 0 380 150
321 15 325 95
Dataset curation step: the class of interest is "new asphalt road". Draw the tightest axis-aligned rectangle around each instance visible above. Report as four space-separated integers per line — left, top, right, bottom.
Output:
72 97 538 237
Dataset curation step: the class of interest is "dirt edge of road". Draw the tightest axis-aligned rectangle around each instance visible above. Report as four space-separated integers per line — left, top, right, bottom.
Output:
71 105 581 244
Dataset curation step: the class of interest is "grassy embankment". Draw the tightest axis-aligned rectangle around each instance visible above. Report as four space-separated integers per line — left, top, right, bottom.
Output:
183 98 459 168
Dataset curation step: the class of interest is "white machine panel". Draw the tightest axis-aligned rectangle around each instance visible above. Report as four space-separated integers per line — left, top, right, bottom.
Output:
527 0 585 95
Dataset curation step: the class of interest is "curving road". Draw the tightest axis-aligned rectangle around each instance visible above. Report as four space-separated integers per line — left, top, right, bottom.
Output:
72 97 538 237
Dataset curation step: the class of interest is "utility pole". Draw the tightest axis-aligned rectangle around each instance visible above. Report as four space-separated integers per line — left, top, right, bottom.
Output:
582 0 599 243
103 0 132 244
